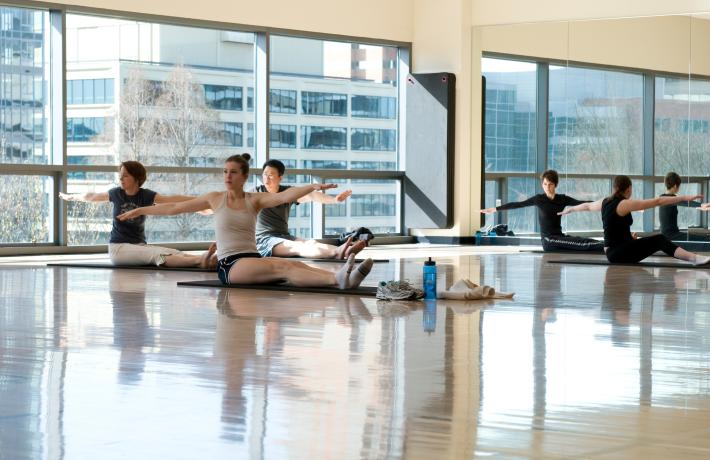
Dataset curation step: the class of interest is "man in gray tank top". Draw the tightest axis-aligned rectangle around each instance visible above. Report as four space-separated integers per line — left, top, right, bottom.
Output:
250 160 366 259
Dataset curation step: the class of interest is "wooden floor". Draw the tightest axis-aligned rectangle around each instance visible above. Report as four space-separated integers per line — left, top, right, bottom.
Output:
3 245 710 459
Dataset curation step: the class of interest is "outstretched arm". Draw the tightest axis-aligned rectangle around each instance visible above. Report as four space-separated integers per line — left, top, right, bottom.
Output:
298 189 352 204
59 191 109 203
481 196 537 215
558 198 604 216
254 184 337 210
617 194 703 215
154 193 199 204
116 192 217 221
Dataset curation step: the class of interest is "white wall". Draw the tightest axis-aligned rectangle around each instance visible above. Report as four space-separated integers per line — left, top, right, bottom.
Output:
473 0 710 26
28 0 413 42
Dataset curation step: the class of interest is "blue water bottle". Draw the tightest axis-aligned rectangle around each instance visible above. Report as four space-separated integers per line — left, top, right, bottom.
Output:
423 257 437 299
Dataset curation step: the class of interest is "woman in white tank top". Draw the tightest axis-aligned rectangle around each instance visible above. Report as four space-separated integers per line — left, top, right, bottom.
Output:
117 154 374 289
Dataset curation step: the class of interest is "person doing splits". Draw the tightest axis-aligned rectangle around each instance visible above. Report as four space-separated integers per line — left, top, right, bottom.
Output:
117 154 374 289
251 159 365 259
560 175 710 265
481 170 604 252
59 160 217 268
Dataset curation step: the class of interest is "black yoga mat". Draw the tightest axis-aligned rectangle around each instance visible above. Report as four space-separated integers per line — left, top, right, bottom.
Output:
47 262 214 272
284 257 389 263
547 259 710 269
177 279 378 296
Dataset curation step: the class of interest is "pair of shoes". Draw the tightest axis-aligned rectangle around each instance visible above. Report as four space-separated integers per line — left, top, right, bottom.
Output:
376 280 424 300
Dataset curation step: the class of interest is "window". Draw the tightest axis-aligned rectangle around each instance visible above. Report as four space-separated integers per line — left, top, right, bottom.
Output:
270 35 399 172
301 126 347 150
301 160 347 169
351 95 396 119
1 7 50 165
66 15 256 167
654 76 707 176
351 194 396 216
216 122 242 147
301 91 347 116
351 128 396 151
67 79 115 104
270 89 297 113
482 58 537 173
351 161 397 170
0 175 52 243
204 84 242 110
549 65 643 174
269 124 296 148
67 117 114 143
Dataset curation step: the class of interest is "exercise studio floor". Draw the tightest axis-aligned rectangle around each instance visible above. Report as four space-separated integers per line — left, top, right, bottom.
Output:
3 245 710 459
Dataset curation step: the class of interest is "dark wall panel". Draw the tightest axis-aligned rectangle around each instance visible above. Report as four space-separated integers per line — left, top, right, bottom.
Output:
404 72 455 229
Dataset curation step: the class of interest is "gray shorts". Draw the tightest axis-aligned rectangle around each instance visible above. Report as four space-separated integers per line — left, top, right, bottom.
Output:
255 233 297 257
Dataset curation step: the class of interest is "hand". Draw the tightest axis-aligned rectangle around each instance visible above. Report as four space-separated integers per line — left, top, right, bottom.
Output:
117 208 144 221
557 208 573 216
335 190 352 202
59 192 74 202
480 207 497 214
632 232 639 240
197 208 214 216
315 183 337 191
701 203 710 211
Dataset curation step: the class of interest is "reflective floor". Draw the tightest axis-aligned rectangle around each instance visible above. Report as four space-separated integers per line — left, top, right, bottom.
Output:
3 246 710 459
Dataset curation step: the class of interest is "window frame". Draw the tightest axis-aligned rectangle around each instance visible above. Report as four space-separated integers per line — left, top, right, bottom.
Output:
0 4 410 254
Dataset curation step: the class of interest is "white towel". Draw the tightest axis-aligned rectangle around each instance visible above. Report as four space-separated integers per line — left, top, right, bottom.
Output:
438 279 514 300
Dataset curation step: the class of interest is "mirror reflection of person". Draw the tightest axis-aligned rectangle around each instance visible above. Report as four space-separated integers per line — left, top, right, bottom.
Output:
562 175 710 265
109 271 154 385
659 172 710 241
481 170 604 252
213 289 372 441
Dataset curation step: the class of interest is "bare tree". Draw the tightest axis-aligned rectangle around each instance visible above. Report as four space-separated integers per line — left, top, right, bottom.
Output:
0 176 48 243
119 68 160 163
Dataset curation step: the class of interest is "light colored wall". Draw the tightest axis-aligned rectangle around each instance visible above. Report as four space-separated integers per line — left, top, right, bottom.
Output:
28 0 413 42
410 0 473 236
480 16 695 74
473 0 710 26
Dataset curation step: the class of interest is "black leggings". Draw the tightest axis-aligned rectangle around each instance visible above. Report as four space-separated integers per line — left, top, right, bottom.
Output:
605 235 678 263
542 235 604 252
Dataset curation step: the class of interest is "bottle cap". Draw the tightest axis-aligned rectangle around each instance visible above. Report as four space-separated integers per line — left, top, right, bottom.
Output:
424 257 435 266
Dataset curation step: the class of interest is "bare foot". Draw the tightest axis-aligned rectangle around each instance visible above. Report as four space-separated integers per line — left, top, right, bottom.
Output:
200 243 217 269
335 236 353 259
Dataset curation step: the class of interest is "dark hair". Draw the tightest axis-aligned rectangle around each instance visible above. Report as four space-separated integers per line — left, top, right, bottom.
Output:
540 169 559 186
611 175 633 199
262 159 285 177
664 172 681 190
224 153 252 175
120 161 147 187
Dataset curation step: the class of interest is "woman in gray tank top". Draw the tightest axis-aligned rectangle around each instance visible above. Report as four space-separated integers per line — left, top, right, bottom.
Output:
117 154 374 289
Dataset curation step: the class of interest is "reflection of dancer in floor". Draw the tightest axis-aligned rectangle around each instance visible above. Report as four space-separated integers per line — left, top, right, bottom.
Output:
481 170 603 252
252 159 365 259
59 160 216 268
561 175 710 265
659 172 707 241
118 154 373 288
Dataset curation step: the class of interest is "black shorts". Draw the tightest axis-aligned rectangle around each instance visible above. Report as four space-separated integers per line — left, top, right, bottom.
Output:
217 252 262 284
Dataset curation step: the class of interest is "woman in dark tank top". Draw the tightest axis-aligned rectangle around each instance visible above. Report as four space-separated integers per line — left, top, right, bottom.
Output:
562 175 710 264
601 176 709 264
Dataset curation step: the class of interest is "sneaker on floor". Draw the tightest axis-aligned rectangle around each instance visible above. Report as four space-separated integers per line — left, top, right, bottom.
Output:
376 280 424 300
